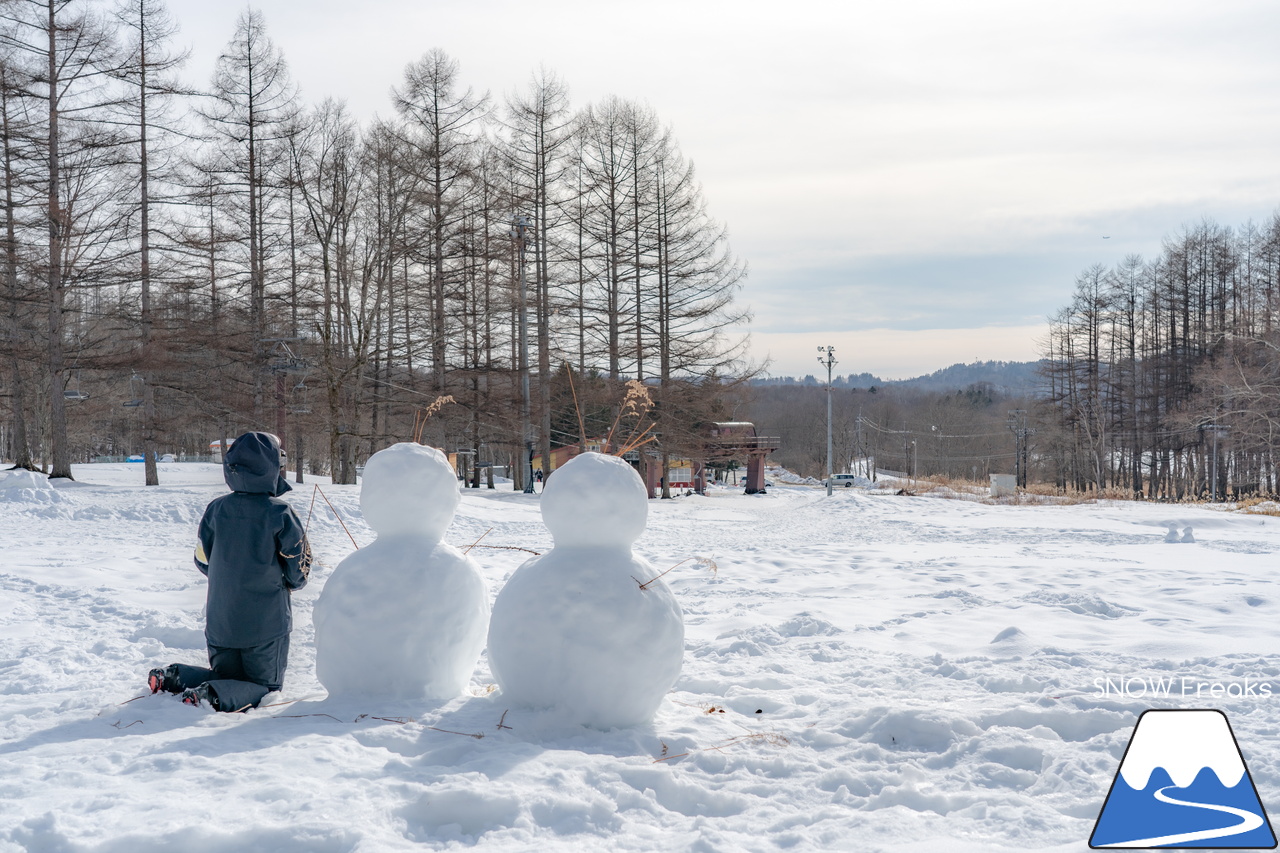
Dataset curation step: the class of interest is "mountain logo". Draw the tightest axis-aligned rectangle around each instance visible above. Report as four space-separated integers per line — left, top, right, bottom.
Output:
1091 709 1276 848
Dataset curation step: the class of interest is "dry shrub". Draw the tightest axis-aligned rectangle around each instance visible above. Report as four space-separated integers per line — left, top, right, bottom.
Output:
1092 485 1135 501
1237 497 1280 517
926 473 986 490
991 483 1087 506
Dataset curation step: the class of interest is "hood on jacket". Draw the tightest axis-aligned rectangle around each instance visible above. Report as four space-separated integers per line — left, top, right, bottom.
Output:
224 432 291 496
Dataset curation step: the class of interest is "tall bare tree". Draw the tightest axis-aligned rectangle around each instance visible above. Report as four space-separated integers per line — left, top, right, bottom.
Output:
505 68 573 483
200 8 298 422
112 0 184 485
1 0 123 478
0 56 35 469
392 48 488 407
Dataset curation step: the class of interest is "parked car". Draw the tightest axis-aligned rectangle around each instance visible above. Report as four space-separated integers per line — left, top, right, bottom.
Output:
829 473 859 488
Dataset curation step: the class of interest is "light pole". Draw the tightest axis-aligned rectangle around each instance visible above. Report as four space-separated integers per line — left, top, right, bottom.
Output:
818 346 836 495
1205 423 1229 501
511 214 535 494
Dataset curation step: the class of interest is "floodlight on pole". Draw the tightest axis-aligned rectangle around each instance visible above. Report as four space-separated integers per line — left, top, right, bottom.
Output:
511 214 535 495
818 346 837 496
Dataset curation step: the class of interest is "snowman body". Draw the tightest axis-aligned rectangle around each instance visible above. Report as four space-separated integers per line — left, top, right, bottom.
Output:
487 452 684 728
314 443 489 701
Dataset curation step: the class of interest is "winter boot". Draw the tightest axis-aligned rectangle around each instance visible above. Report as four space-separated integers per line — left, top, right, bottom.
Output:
148 665 182 695
181 684 215 710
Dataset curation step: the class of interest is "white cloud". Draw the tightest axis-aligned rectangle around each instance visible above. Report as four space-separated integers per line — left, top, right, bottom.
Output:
164 0 1280 375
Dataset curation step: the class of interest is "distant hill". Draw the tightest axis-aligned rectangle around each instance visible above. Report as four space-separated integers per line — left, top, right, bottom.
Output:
750 371 883 389
893 360 1046 394
753 360 1046 395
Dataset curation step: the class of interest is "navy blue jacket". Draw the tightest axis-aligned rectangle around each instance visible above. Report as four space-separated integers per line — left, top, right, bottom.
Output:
195 433 311 647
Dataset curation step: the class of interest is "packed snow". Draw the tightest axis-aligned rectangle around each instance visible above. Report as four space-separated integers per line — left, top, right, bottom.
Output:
314 443 489 701
3 460 1280 851
487 452 684 729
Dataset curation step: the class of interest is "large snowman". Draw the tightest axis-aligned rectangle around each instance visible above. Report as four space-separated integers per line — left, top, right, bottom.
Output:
487 451 684 728
314 443 489 701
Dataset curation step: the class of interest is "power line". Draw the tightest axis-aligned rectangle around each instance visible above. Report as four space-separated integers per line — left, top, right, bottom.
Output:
858 417 1011 440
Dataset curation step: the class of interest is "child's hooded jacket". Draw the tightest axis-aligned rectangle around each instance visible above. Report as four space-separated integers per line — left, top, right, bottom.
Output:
195 432 311 647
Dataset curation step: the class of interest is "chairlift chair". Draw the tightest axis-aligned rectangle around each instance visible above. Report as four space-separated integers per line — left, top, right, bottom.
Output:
123 372 144 407
64 373 89 402
287 380 311 415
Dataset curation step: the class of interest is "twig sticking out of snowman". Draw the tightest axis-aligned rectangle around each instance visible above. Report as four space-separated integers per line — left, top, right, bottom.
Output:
313 443 489 701
487 452 684 729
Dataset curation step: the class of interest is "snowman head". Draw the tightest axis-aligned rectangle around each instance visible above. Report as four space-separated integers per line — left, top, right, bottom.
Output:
541 451 648 547
360 442 459 540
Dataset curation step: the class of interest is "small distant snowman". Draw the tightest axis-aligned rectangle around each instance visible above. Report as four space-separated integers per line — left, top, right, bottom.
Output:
487 451 684 729
314 443 489 701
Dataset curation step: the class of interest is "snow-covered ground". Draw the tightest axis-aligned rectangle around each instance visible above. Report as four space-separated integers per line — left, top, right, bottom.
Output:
3 462 1279 852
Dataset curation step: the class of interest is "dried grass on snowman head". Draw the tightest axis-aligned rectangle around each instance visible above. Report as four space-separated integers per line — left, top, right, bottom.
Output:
411 395 455 444
605 380 657 456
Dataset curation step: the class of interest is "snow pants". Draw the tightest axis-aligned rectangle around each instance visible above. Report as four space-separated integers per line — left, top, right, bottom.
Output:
170 634 290 712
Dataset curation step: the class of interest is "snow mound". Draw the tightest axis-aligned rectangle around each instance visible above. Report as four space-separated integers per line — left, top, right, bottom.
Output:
314 443 489 700
777 613 841 637
841 707 982 753
0 469 64 504
1020 590 1141 619
487 452 684 728
768 466 821 485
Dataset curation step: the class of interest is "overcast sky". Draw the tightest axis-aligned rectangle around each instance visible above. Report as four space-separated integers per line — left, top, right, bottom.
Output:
165 0 1280 380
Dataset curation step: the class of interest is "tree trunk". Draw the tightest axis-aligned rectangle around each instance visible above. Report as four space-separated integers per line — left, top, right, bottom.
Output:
46 0 72 480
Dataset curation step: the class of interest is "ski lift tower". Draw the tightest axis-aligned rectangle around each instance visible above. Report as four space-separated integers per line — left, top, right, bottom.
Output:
264 338 309 462
511 214 535 494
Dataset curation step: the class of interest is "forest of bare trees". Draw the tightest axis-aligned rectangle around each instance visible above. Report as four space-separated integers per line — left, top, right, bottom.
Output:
1040 215 1280 499
751 212 1280 502
0 2 749 488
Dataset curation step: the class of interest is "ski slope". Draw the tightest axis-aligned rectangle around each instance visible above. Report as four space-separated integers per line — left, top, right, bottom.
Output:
2 462 1279 851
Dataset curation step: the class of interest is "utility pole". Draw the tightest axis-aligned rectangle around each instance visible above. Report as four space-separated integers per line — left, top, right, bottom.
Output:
512 215 535 494
1007 409 1035 489
856 412 867 478
1204 423 1228 501
817 346 836 495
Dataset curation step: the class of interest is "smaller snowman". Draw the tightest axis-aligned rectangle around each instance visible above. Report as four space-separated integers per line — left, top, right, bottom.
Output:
314 443 489 701
487 452 684 729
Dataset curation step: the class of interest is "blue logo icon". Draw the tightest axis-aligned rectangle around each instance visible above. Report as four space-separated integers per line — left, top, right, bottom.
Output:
1091 709 1276 848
